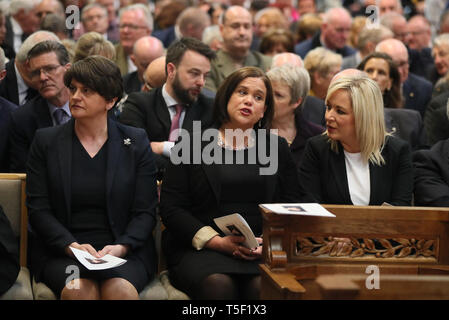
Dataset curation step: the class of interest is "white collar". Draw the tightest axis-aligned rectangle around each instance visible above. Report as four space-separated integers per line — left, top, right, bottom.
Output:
162 83 179 107
14 62 27 94
10 17 23 35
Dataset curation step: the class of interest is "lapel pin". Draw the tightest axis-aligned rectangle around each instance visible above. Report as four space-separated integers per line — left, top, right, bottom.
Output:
124 138 131 146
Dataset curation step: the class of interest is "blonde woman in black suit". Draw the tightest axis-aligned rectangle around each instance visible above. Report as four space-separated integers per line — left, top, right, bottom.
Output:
299 73 413 206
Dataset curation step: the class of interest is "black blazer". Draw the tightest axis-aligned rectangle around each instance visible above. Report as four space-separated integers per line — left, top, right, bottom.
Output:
8 95 53 173
0 60 38 106
384 108 427 150
152 26 176 48
424 91 449 146
301 95 326 126
0 97 18 172
3 17 15 57
298 134 413 206
408 47 434 80
26 119 158 280
160 132 303 266
294 31 356 59
122 71 143 94
413 138 449 206
290 110 324 167
0 205 20 295
118 88 214 175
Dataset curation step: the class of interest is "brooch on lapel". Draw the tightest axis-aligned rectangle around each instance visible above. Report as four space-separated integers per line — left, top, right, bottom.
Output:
123 138 131 146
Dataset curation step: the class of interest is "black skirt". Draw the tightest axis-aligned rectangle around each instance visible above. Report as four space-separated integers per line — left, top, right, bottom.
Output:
40 254 149 296
169 248 261 295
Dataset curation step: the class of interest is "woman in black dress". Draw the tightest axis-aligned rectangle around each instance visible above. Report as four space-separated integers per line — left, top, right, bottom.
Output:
160 66 302 299
26 55 158 299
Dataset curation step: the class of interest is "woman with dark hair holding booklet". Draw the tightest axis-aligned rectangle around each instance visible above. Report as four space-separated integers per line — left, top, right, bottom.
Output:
160 67 302 299
26 56 158 300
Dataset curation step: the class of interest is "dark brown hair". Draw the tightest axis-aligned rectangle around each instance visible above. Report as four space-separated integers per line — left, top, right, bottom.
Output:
357 52 403 108
259 28 295 55
213 66 274 129
27 40 70 65
165 37 216 74
64 55 123 102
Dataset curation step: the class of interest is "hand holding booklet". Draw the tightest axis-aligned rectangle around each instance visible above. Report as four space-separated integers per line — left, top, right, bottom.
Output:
213 213 259 249
260 203 336 217
70 247 127 270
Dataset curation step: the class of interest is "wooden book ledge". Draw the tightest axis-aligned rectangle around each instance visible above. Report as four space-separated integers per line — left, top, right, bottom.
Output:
259 205 449 300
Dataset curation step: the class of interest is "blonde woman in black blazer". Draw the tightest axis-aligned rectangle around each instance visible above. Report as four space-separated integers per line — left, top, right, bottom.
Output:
298 73 413 206
160 67 302 300
26 56 158 300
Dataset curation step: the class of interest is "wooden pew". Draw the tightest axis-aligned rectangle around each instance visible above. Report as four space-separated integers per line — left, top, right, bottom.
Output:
259 205 449 299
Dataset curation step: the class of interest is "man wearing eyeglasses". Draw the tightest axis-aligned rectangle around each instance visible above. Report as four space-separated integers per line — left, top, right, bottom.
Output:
8 40 71 173
114 4 152 76
406 16 432 51
80 3 110 40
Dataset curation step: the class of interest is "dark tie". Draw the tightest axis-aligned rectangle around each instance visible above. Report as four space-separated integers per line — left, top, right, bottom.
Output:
24 88 36 103
21 33 29 42
54 108 68 125
168 104 184 142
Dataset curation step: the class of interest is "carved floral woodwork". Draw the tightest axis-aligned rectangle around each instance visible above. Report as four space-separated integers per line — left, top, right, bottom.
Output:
296 236 437 259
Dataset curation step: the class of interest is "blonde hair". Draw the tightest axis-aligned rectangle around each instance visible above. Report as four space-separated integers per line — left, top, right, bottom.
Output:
326 74 389 166
304 47 342 78
349 16 367 48
73 32 115 63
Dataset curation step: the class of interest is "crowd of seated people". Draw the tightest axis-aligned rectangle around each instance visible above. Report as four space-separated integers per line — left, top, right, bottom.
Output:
3 0 449 301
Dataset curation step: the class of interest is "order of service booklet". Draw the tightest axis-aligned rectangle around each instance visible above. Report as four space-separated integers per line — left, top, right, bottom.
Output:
70 247 127 271
260 203 336 217
213 213 260 249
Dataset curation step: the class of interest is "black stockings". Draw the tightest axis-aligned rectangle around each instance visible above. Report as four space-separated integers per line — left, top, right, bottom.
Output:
193 273 260 300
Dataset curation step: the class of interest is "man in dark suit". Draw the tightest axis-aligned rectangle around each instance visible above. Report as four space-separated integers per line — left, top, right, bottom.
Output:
294 7 355 59
123 36 164 94
119 37 216 178
0 47 19 173
205 6 272 92
414 137 449 206
0 30 60 106
0 58 37 107
405 15 435 80
384 108 426 150
423 90 449 146
402 73 433 118
114 4 152 76
376 38 432 118
4 0 40 55
153 7 210 49
0 97 17 173
9 40 71 173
